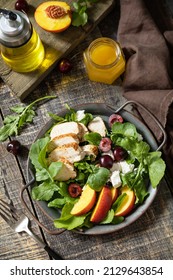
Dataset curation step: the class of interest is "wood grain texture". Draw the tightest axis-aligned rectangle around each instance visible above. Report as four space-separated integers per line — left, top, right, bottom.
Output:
0 0 115 100
0 134 49 260
0 2 173 260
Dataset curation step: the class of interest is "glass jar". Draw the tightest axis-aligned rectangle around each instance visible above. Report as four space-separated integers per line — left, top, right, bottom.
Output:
0 10 45 73
1 27 45 72
83 37 125 84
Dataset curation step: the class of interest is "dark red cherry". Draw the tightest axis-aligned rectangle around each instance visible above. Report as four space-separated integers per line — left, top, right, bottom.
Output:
113 146 128 161
109 114 124 127
15 0 29 13
58 58 73 73
99 137 112 152
99 155 114 169
7 140 21 156
68 183 82 198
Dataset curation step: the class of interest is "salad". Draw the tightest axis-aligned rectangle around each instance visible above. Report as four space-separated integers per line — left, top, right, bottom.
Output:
29 105 166 231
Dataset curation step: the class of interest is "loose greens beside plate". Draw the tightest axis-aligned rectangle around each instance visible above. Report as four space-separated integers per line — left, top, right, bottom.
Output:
29 105 166 231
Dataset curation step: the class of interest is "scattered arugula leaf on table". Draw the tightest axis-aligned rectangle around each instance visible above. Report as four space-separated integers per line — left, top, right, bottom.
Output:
0 95 56 142
72 0 98 27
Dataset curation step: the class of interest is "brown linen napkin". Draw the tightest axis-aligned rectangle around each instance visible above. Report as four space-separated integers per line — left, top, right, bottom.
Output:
117 0 173 176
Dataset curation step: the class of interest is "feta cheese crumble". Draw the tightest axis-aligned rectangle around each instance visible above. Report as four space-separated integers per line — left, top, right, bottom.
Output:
110 170 122 188
76 110 85 121
119 161 134 174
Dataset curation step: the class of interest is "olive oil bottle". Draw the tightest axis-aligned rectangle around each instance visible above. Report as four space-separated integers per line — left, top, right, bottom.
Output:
0 9 45 72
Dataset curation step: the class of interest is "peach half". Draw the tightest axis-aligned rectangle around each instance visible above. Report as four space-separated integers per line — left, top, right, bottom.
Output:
70 184 96 216
34 1 72 33
114 186 136 217
90 186 113 223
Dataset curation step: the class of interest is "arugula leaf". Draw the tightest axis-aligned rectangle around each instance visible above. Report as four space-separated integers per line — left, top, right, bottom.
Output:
57 182 71 197
72 11 88 27
35 162 63 182
0 95 56 142
54 203 87 230
48 162 63 179
74 161 95 174
99 209 124 225
31 181 59 201
100 209 115 224
0 122 19 141
64 105 77 121
36 168 50 182
10 105 26 114
3 115 19 124
111 122 139 139
87 166 110 191
121 170 149 204
112 193 127 213
79 113 93 126
146 151 166 188
134 178 149 204
112 216 124 224
48 197 67 208
84 132 101 145
48 194 76 208
29 137 64 183
72 0 98 27
48 112 65 123
29 137 50 170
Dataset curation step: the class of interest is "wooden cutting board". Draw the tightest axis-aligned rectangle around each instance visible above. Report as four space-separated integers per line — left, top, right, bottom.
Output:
0 0 115 100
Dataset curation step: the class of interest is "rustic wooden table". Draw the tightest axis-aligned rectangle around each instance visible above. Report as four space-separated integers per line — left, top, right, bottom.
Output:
0 1 173 260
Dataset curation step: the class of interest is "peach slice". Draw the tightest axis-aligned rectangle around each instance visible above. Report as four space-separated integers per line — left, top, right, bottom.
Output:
111 187 119 203
70 184 96 216
114 186 135 217
90 186 113 223
34 1 72 33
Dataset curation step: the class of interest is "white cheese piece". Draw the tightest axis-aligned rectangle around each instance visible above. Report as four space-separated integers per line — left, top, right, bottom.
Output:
119 161 134 174
76 110 85 121
110 170 122 188
110 162 122 172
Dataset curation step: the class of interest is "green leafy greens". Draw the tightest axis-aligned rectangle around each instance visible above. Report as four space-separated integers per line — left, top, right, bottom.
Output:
111 122 166 204
0 96 56 142
29 106 166 231
72 0 98 27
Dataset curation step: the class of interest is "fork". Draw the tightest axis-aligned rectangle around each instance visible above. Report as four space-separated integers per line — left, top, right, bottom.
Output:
0 199 63 260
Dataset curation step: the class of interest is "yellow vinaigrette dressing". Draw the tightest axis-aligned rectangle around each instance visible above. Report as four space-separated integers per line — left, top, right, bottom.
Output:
0 10 44 73
83 38 125 84
91 44 117 65
1 28 45 72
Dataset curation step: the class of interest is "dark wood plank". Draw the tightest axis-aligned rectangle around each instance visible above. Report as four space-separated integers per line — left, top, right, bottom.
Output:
0 129 49 259
0 0 115 100
1 2 173 260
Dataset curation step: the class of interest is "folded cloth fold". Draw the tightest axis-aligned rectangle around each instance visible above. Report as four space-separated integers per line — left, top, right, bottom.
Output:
117 0 173 176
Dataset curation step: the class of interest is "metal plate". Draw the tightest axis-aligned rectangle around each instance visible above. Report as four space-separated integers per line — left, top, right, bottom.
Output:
26 103 158 235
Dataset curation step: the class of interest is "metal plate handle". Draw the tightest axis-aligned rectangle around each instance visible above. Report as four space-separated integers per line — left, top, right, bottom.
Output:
20 178 66 235
107 100 167 151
